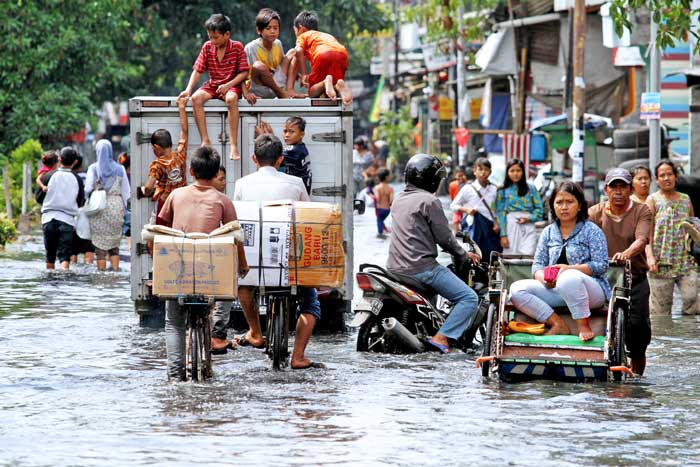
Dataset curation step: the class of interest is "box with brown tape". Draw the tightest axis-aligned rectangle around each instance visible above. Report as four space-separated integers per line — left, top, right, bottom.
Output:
152 234 238 299
234 201 344 288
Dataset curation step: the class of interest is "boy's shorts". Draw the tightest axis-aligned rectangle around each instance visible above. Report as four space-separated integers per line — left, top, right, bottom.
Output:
308 50 348 88
250 67 287 98
199 81 242 99
452 211 462 225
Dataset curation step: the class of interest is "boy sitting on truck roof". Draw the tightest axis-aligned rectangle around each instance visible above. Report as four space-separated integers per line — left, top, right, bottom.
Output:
293 11 352 105
244 8 306 104
137 97 188 227
157 146 249 381
178 14 249 161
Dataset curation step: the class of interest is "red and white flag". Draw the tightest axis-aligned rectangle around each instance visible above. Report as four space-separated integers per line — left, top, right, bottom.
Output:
503 133 531 175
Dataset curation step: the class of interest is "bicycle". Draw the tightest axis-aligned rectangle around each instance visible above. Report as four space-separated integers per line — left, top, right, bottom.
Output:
260 287 299 370
179 294 214 381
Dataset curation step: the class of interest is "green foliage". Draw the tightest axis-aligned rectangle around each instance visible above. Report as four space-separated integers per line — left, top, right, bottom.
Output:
375 106 416 166
117 0 390 97
0 0 140 159
6 139 43 216
610 0 699 51
0 1 390 160
0 213 17 248
404 0 497 44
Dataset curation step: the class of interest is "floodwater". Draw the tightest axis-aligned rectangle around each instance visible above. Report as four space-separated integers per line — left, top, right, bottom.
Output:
2 207 700 466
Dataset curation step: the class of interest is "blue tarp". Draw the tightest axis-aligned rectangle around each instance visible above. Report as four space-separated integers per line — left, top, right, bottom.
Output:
484 94 510 154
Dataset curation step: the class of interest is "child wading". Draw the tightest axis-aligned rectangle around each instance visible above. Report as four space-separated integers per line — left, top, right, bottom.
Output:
179 14 249 160
293 11 352 105
374 168 394 238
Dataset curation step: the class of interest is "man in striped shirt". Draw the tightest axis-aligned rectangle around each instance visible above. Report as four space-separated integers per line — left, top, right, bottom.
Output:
179 14 249 161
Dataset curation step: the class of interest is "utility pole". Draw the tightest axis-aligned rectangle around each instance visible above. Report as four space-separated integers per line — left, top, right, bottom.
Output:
649 16 661 188
569 0 587 185
392 0 400 111
456 6 466 167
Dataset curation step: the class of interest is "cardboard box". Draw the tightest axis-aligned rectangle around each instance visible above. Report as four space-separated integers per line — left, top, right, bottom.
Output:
153 234 238 299
234 201 345 288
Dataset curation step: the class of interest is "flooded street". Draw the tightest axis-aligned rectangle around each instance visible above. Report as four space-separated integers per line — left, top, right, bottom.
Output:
2 207 700 466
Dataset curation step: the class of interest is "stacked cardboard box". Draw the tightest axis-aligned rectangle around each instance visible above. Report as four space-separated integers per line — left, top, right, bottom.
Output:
234 201 345 288
152 233 239 298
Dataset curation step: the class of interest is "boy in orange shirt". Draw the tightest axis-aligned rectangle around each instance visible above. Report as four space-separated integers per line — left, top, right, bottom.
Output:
293 11 352 105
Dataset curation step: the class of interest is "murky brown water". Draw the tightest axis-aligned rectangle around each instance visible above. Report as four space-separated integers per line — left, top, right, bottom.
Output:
1 206 700 466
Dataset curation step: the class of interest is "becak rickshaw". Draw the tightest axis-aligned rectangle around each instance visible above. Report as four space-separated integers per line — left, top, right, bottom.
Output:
476 254 633 382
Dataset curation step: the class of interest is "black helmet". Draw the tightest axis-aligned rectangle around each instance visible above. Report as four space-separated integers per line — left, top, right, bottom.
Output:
405 153 446 193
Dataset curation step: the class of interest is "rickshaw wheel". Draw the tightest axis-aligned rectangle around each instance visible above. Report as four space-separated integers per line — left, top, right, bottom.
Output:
611 306 627 382
481 302 497 377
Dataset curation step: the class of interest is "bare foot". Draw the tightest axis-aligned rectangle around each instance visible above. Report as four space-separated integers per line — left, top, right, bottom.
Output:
630 356 646 376
291 357 311 369
336 79 353 105
544 313 570 335
229 145 240 161
324 75 337 100
576 318 595 342
211 337 233 351
201 139 212 147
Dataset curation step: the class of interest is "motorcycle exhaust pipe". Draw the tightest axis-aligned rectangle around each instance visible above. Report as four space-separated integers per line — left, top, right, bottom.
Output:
382 317 425 353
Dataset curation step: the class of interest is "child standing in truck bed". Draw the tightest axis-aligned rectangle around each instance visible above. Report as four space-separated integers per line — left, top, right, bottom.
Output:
137 97 189 226
179 14 249 160
255 118 312 195
293 11 352 105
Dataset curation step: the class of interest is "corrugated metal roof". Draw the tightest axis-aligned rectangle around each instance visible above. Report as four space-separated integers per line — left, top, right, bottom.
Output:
521 0 554 16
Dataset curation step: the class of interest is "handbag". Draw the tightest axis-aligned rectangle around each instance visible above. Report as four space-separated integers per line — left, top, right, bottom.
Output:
83 188 106 217
75 208 91 240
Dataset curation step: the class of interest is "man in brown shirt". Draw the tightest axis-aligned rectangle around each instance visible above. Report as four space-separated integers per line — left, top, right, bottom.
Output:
158 146 249 380
589 168 652 376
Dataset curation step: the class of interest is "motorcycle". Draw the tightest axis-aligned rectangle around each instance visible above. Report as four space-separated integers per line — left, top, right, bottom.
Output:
350 233 490 353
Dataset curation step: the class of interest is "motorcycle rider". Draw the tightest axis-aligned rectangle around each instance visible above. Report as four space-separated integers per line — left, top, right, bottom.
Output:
387 153 480 353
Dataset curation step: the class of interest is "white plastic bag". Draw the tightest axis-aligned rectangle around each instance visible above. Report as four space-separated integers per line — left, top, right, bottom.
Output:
76 209 91 240
83 189 106 217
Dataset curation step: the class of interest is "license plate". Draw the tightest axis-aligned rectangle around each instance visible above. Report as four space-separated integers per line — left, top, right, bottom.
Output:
355 298 383 315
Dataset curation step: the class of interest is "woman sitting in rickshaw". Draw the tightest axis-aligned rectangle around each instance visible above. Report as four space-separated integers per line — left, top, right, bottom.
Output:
509 182 611 342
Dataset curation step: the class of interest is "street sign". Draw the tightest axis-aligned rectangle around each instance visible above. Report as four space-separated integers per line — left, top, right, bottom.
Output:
641 92 661 120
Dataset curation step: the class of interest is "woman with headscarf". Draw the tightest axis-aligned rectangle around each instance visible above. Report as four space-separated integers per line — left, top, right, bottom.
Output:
85 140 131 271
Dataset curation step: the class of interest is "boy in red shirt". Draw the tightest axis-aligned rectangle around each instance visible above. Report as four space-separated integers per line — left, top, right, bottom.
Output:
293 11 352 105
179 14 249 161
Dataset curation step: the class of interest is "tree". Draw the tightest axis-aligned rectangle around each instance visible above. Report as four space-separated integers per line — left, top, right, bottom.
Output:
375 106 416 166
0 1 141 159
609 0 699 51
405 0 498 44
114 0 390 97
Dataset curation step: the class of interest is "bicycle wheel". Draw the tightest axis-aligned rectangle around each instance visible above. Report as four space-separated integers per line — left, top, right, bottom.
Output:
270 296 288 370
202 312 213 379
188 310 210 382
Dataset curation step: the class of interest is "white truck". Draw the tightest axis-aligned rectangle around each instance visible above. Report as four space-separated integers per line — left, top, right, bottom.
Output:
128 97 356 329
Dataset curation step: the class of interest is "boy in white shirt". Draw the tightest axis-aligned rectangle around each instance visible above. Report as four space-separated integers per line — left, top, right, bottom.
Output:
450 157 500 261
